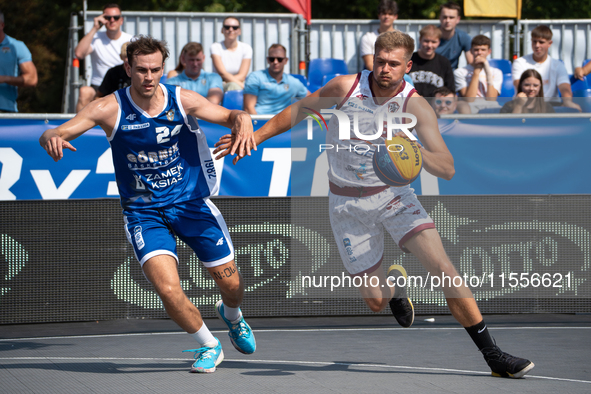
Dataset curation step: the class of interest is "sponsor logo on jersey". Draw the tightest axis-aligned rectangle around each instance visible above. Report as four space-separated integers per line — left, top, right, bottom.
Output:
126 113 137 121
122 122 150 130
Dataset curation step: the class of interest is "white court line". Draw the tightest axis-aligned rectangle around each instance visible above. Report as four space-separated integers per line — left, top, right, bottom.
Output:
0 356 589 385
1 326 590 342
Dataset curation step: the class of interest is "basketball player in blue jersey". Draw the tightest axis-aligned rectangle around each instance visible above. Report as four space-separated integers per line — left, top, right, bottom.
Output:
215 30 534 379
40 36 257 374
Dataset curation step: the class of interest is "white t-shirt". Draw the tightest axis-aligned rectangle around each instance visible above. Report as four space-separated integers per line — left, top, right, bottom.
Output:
90 30 133 86
454 64 503 97
511 54 569 98
359 30 379 57
210 41 253 75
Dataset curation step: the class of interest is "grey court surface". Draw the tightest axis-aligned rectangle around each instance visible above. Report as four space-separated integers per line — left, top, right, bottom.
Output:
1 314 590 393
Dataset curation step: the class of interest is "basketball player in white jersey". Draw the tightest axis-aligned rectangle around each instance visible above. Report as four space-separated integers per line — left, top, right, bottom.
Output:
215 30 534 379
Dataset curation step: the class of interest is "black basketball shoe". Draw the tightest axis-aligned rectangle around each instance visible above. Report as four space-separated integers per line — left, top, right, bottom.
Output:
387 264 414 328
481 344 534 378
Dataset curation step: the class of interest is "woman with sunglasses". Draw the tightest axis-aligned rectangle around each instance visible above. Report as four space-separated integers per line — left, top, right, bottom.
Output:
210 17 252 91
501 69 554 114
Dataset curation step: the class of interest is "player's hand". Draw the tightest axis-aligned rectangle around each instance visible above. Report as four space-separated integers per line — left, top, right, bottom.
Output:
43 136 76 162
228 112 257 162
213 134 234 159
213 134 248 165
393 131 423 149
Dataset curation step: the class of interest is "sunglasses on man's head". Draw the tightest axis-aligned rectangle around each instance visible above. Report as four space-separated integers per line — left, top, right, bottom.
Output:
267 57 286 63
223 25 240 30
435 99 453 106
104 15 121 21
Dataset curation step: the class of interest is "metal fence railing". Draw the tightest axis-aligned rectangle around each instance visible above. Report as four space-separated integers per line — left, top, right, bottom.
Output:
309 19 514 73
63 11 591 113
63 11 305 113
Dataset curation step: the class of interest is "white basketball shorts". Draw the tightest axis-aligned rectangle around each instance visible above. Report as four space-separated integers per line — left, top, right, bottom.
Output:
329 186 434 276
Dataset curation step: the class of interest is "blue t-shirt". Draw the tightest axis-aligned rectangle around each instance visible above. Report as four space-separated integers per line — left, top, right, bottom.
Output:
0 34 33 112
166 70 223 98
435 28 472 69
244 70 308 115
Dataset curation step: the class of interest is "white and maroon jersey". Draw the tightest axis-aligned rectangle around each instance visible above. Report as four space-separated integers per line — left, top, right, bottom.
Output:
326 70 416 188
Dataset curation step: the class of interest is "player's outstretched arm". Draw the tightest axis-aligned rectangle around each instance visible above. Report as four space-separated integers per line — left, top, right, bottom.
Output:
181 88 257 160
39 96 118 162
213 75 351 164
407 93 455 180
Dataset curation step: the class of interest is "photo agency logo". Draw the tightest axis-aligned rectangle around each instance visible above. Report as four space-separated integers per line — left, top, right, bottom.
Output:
302 102 418 154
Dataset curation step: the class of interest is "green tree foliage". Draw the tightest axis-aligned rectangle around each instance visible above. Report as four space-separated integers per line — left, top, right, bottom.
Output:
6 0 591 113
3 1 77 113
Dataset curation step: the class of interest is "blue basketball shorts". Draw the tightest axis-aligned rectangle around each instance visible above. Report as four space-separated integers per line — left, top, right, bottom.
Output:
123 198 234 268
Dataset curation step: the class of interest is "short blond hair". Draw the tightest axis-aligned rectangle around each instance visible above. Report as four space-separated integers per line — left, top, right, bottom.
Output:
375 30 415 60
419 25 442 40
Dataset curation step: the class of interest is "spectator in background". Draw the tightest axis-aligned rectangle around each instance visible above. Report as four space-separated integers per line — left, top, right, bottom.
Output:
211 17 252 91
96 41 130 97
0 10 38 112
74 3 132 112
501 69 555 114
167 48 185 79
431 86 461 115
167 42 223 105
512 25 581 112
360 0 398 71
243 44 309 115
409 25 454 97
454 35 503 112
436 2 473 69
574 61 591 81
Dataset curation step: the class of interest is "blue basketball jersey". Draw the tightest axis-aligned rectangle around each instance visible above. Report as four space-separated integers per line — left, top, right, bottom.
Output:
109 84 218 209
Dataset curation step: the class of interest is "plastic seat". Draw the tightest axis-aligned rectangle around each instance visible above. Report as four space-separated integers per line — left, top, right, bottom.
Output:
573 89 591 112
573 88 591 97
290 73 308 87
488 59 512 74
307 58 349 93
583 59 591 86
223 90 244 110
321 73 342 86
500 73 515 97
570 74 589 92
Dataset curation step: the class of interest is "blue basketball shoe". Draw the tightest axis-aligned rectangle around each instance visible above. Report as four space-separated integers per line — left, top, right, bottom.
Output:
182 338 224 373
215 300 256 354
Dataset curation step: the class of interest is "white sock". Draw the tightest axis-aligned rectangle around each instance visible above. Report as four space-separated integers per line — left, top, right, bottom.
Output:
223 303 241 323
189 323 217 348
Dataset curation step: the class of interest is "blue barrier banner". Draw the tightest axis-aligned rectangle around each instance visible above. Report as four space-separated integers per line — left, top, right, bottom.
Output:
1 116 590 200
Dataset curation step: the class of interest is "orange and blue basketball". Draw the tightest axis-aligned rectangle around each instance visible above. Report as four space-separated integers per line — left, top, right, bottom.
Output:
372 136 423 187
